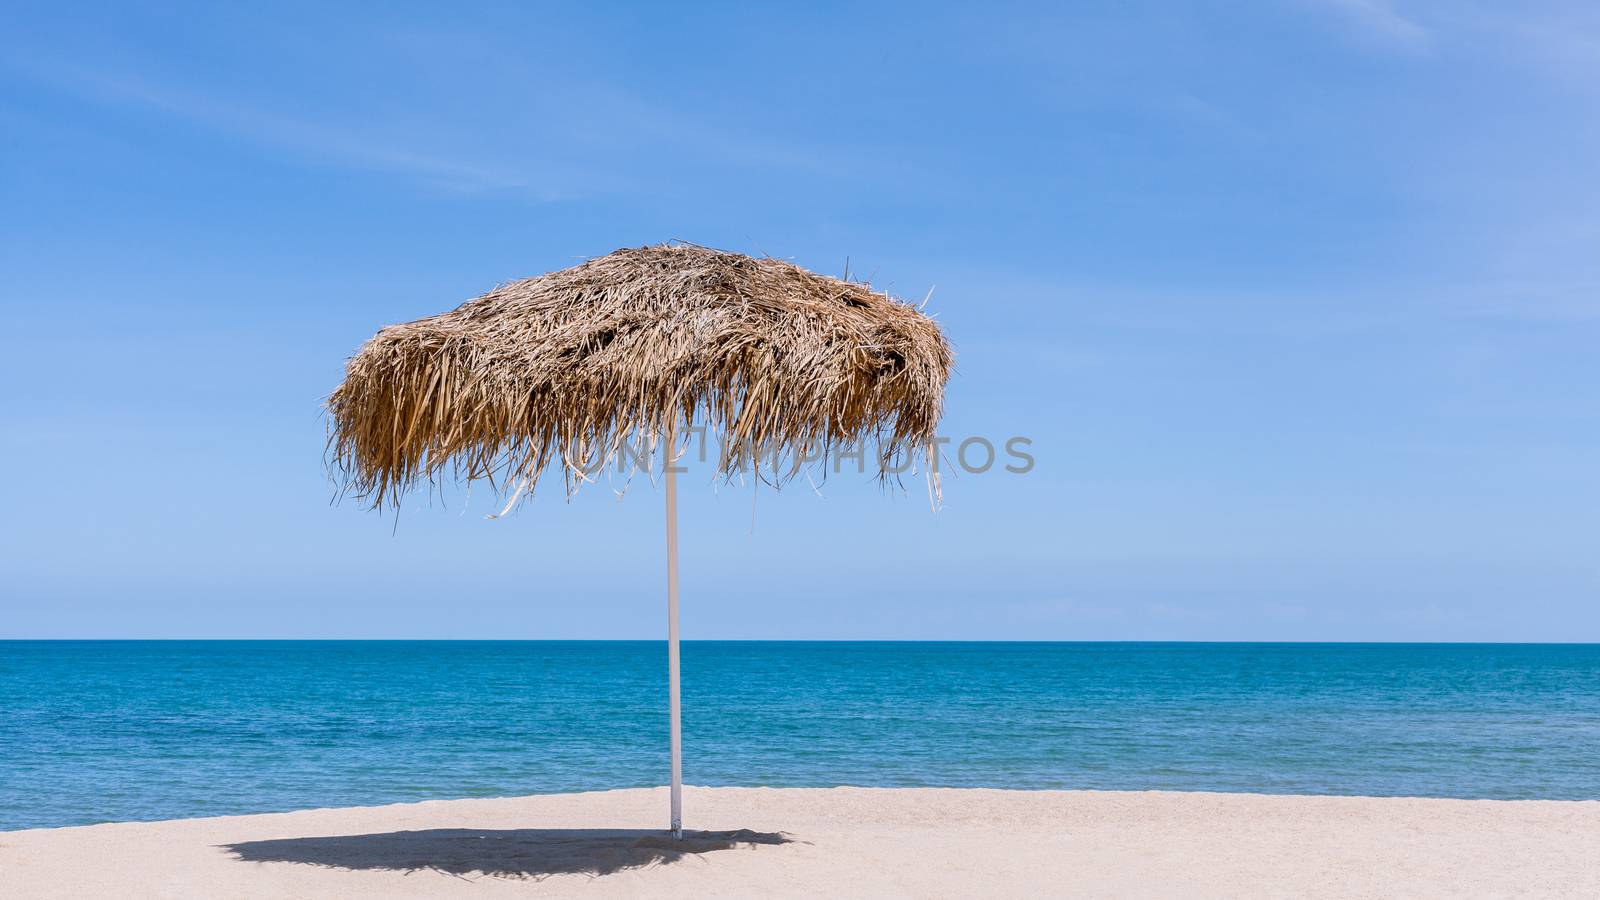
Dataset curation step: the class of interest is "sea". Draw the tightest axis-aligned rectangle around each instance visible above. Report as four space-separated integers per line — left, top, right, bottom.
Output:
3 641 1599 831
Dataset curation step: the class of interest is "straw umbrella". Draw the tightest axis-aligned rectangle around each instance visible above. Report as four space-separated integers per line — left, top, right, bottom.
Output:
327 243 951 837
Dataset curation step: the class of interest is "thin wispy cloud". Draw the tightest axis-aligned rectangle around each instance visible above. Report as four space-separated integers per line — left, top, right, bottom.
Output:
1309 0 1431 48
4 43 853 203
3 54 568 195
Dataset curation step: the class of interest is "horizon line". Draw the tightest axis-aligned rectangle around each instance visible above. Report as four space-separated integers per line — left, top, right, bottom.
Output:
5 638 1599 646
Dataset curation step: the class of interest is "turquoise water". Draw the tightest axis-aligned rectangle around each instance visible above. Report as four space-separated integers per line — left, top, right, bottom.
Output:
3 641 1599 830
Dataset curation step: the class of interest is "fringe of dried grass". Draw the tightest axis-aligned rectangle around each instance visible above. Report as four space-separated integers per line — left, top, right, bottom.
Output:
327 243 952 510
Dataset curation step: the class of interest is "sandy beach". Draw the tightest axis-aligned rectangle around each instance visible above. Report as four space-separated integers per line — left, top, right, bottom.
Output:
2 786 1596 898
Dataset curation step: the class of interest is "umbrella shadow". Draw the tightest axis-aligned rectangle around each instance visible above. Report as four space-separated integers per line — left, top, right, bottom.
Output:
221 827 793 880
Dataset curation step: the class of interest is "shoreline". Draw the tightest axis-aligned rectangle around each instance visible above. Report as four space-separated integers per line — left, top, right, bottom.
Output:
5 787 1599 898
11 782 1600 835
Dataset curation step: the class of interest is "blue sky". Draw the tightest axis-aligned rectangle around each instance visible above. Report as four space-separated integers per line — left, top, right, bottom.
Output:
3 1 1598 639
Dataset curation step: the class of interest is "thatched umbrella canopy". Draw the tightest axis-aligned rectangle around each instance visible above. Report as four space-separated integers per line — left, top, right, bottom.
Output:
329 243 951 508
327 243 952 837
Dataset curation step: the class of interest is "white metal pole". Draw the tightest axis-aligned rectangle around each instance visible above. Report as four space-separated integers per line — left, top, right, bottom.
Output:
665 423 683 839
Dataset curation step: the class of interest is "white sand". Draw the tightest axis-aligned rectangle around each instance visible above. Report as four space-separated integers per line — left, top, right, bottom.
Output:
3 787 1598 898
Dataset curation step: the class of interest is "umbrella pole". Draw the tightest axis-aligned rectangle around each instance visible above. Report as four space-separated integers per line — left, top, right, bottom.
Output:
665 424 683 839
